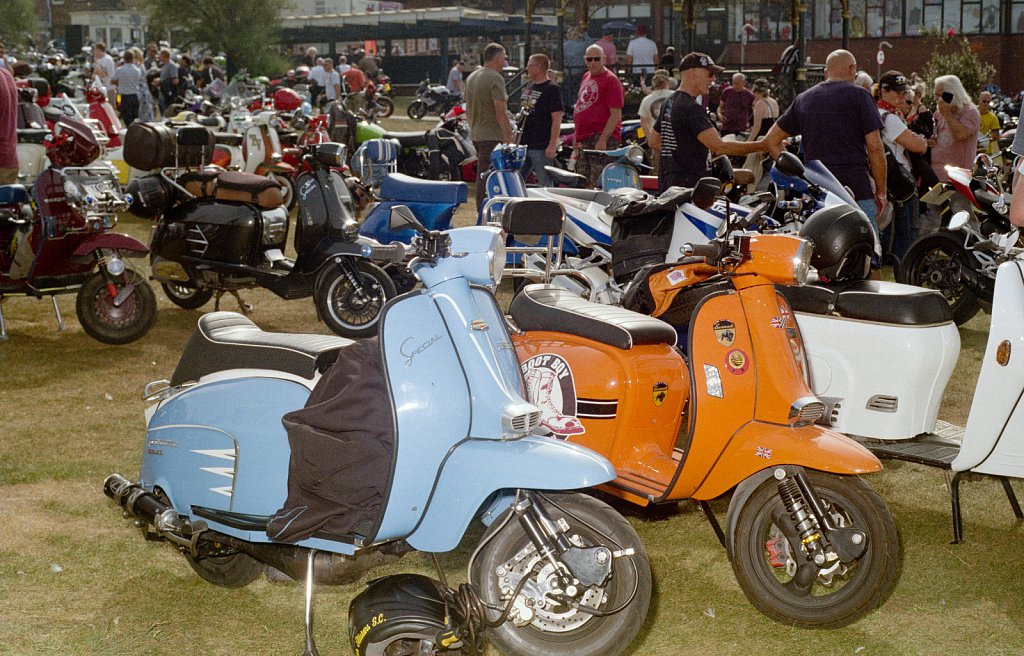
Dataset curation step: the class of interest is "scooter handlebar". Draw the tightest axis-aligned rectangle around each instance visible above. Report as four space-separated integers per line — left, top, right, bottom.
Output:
368 242 407 263
684 242 724 260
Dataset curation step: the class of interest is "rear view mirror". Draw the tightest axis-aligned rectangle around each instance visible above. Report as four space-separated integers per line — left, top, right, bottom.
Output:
389 205 427 233
948 211 970 231
775 151 805 178
693 177 721 210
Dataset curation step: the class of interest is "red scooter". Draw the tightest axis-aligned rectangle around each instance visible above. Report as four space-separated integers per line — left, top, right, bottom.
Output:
85 83 122 148
0 116 157 343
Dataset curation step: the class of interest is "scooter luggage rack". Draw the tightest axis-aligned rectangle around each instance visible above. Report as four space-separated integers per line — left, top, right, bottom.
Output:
352 139 400 190
484 197 591 287
58 167 130 225
860 422 1023 544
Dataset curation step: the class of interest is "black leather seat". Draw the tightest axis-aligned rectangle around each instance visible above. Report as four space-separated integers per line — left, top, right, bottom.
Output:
170 312 353 386
544 166 587 187
17 128 50 144
381 130 427 147
777 280 953 325
510 284 676 350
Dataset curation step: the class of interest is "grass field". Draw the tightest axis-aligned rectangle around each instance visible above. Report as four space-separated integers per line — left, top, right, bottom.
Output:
1 112 1022 655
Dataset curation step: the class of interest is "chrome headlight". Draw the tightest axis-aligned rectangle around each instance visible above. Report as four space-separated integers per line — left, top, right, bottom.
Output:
793 239 813 285
490 239 506 288
626 144 645 165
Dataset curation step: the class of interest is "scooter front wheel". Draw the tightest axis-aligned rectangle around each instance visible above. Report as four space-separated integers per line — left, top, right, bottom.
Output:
407 99 428 120
470 492 651 656
897 233 981 325
728 470 901 629
75 269 158 344
315 259 396 338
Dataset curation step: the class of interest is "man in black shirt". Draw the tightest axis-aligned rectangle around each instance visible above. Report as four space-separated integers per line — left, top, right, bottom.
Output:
519 54 564 186
653 52 768 192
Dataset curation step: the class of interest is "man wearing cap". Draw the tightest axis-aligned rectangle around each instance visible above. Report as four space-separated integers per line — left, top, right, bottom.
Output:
626 25 658 81
764 49 887 256
638 70 674 175
652 52 768 193
573 44 625 187
519 54 564 186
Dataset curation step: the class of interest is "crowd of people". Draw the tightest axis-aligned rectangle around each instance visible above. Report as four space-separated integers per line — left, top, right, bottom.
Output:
302 46 383 109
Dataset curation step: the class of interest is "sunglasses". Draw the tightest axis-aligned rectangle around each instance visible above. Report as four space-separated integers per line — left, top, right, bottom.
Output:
585 56 603 62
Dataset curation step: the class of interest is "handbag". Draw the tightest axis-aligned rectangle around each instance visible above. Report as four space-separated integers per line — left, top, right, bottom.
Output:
881 111 917 203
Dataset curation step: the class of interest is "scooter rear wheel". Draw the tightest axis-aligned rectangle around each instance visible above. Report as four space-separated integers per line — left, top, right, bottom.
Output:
185 550 265 588
897 233 981 325
75 269 158 344
470 492 651 656
728 470 901 628
315 259 396 338
162 283 214 310
376 96 395 119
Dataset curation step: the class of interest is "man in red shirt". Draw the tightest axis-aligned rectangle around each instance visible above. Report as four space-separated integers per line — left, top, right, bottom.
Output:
0 66 17 184
572 44 624 187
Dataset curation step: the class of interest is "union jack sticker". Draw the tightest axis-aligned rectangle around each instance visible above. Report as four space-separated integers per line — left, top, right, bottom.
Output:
770 316 786 329
755 446 773 460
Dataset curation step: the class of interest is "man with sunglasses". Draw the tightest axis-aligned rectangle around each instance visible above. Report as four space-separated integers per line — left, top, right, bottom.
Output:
572 44 625 187
977 91 1001 155
652 52 768 193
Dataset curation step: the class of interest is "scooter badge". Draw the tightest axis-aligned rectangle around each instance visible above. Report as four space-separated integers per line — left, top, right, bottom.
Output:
725 349 749 375
470 319 488 331
713 319 736 346
521 353 586 437
652 382 669 406
703 364 724 398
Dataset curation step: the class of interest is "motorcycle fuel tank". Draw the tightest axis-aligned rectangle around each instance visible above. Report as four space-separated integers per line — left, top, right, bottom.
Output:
152 200 263 267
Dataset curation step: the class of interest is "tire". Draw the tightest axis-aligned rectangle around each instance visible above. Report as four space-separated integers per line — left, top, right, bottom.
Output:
161 283 213 310
377 96 395 119
185 551 264 588
470 492 651 656
407 99 428 120
273 173 297 212
315 259 396 338
75 269 157 344
896 233 982 325
728 471 901 629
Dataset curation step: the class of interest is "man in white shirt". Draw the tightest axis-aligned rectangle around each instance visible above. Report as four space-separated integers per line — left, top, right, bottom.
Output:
337 55 351 75
447 60 465 95
308 58 326 105
626 25 657 81
93 43 117 102
321 59 341 105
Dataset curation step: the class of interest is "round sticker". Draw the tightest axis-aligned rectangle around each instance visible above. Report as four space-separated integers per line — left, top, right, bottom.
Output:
725 349 749 375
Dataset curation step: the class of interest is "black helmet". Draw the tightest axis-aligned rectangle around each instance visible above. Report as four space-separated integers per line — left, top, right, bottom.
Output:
349 574 468 656
798 205 874 282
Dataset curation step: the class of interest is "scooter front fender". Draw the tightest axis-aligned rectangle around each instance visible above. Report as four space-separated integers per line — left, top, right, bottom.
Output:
691 421 881 501
404 435 616 552
72 232 149 258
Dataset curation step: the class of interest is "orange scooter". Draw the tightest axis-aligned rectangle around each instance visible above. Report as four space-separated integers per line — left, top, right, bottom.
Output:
503 200 900 629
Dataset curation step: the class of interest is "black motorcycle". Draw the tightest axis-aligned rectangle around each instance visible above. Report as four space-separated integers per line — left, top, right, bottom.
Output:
406 78 462 120
126 125 404 338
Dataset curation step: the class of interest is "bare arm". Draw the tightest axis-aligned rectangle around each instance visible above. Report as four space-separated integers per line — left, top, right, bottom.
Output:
865 129 887 218
648 128 661 151
762 123 792 159
546 111 563 159
596 107 622 149
494 98 514 143
1011 175 1024 227
939 102 977 142
746 101 765 143
696 127 768 156
894 128 928 155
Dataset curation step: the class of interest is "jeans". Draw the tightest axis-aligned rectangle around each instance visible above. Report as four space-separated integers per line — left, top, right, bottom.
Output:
881 195 918 265
473 141 499 213
856 197 882 269
520 148 555 186
118 94 139 125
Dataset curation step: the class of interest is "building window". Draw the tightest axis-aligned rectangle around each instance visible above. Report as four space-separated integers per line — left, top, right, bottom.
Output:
1013 0 1024 31
110 27 124 48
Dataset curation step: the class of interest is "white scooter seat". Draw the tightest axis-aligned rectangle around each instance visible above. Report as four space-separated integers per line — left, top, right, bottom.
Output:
779 280 953 326
510 284 676 350
170 311 353 386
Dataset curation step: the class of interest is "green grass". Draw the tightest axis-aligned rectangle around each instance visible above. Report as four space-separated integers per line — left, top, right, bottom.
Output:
1 119 1023 653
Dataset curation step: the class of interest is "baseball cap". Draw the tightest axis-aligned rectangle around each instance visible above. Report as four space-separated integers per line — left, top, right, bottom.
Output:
679 51 725 74
879 70 909 92
651 69 672 85
636 25 648 36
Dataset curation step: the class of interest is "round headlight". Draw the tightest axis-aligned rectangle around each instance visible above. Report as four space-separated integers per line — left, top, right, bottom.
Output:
793 239 813 285
491 240 506 288
627 145 644 165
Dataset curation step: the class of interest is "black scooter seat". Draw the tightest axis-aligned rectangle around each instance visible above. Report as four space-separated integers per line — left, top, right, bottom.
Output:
544 166 587 187
778 280 953 325
170 311 353 386
214 132 243 146
17 128 50 144
379 172 467 204
510 284 676 350
381 130 428 147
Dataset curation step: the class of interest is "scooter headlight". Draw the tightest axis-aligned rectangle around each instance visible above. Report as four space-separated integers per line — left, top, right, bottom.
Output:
793 239 813 285
626 144 645 165
490 239 506 288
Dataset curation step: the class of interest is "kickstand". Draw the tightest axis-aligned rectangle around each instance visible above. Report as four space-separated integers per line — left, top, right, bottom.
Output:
51 296 66 332
303 549 320 656
213 290 253 314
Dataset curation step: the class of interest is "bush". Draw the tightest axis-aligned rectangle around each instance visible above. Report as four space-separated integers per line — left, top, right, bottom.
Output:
920 32 996 104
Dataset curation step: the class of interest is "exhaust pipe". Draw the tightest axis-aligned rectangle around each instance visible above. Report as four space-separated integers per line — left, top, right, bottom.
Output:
103 473 194 545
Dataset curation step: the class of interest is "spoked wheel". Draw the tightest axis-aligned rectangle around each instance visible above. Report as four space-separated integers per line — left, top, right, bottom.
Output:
376 96 395 119
75 269 157 344
161 283 214 310
728 470 901 629
273 173 297 212
407 99 428 120
470 492 651 656
897 233 981 325
315 259 396 338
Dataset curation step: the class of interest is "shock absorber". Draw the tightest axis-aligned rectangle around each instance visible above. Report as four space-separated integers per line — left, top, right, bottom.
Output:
774 469 828 566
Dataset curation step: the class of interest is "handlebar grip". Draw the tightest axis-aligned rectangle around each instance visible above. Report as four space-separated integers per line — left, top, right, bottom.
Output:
684 243 722 259
368 243 407 263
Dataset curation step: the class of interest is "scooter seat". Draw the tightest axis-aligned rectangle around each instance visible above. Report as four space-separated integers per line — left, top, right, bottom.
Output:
17 128 50 144
776 283 836 315
544 166 587 188
510 284 677 350
214 132 243 146
381 130 428 147
0 184 30 205
170 312 353 387
379 172 467 205
778 281 953 325
547 187 614 207
196 116 221 128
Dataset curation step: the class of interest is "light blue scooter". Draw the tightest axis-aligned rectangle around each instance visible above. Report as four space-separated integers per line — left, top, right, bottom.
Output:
103 202 651 656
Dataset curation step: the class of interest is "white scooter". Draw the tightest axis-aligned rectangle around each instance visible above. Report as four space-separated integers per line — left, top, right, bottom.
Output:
215 103 297 209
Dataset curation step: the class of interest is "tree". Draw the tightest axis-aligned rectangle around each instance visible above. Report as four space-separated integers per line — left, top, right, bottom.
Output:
141 0 290 77
0 0 40 49
920 32 996 103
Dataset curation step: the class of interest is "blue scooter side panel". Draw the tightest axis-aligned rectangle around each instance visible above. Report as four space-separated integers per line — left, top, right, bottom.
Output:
142 377 309 517
375 293 472 541
405 435 616 552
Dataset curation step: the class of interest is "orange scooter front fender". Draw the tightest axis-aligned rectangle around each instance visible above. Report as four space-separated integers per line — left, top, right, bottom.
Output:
688 421 882 501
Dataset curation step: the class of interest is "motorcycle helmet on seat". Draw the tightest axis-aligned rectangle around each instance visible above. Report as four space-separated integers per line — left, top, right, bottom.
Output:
798 205 875 282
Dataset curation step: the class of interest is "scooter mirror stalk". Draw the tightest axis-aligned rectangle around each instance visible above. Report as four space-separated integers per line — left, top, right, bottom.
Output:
948 211 971 231
388 205 426 233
